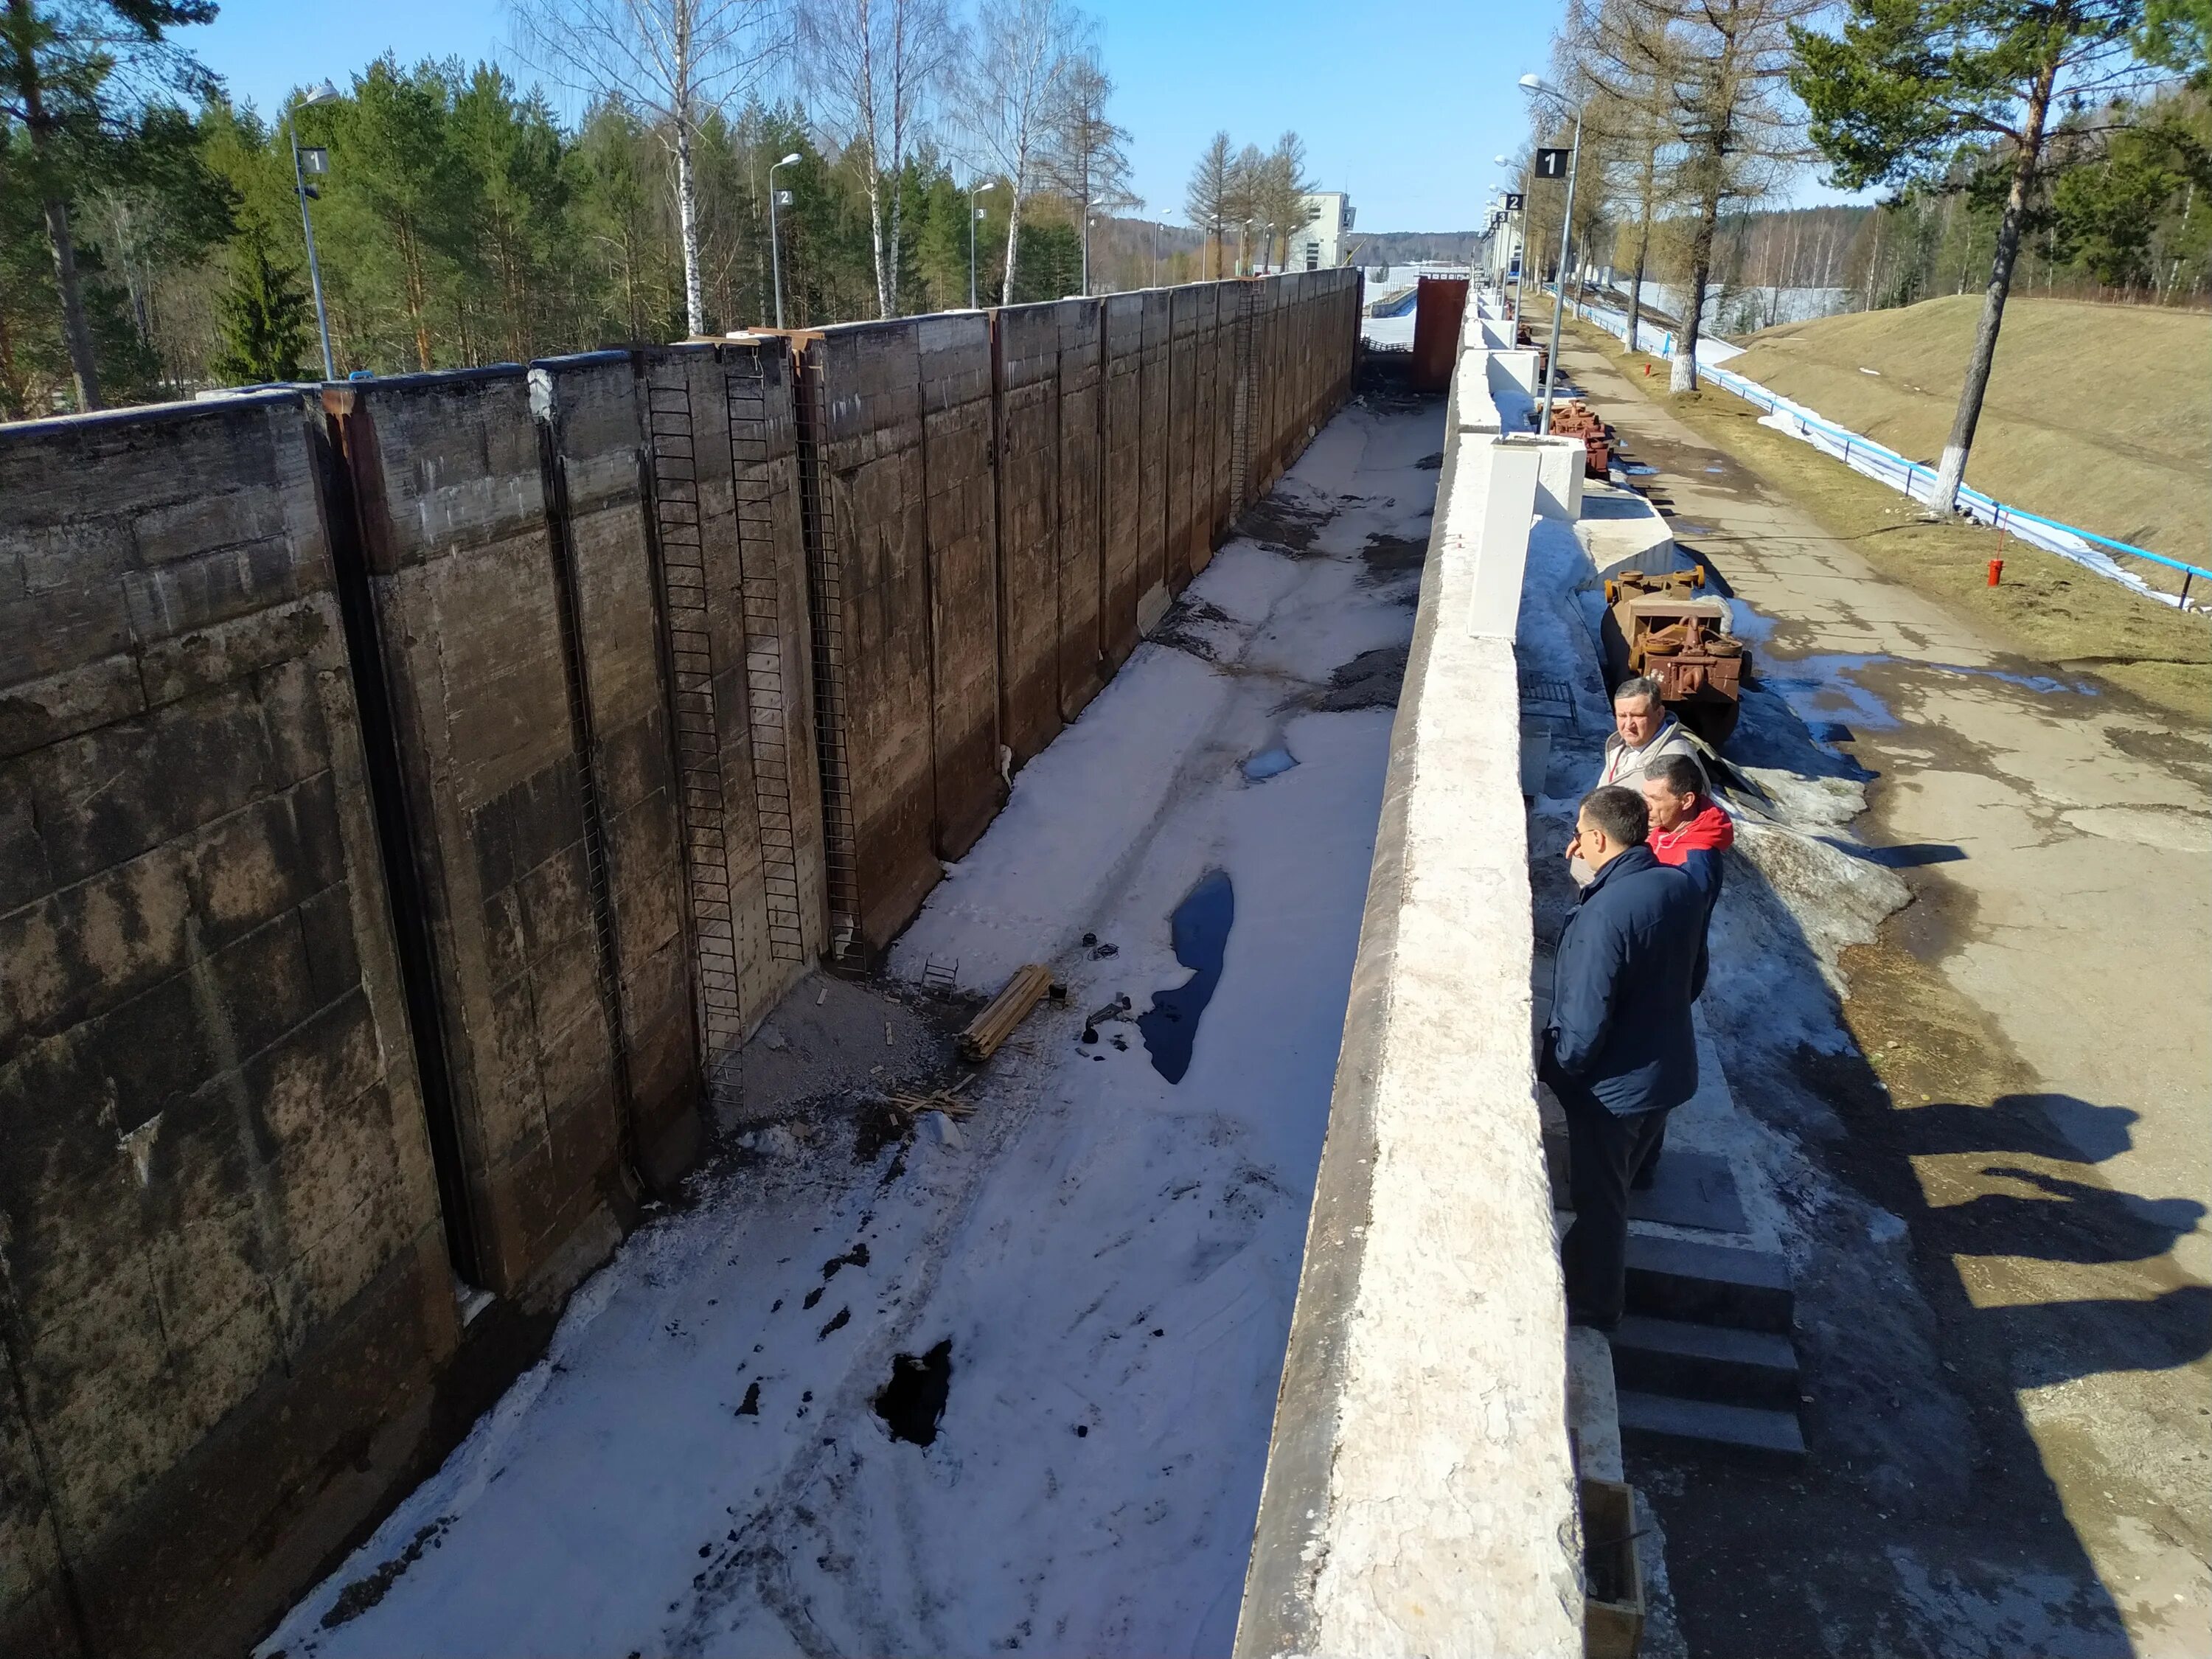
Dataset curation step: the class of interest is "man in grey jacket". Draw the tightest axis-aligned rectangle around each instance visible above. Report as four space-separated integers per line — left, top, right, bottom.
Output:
1541 785 1706 1330
1598 675 1708 793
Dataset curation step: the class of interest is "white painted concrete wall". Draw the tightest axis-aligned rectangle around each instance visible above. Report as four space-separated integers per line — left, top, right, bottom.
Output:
1236 308 1582 1659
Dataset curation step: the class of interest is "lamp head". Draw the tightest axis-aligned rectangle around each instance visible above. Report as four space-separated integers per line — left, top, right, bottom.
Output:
977 179 998 192
1519 73 1548 91
302 79 341 107
777 152 802 167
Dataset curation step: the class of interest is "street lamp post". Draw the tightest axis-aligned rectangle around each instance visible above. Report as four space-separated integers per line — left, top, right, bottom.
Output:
1151 218 1160 287
970 178 998 308
1260 223 1274 276
1520 74 1582 436
1081 196 1102 295
1495 150 1531 340
768 152 802 328
290 80 341 380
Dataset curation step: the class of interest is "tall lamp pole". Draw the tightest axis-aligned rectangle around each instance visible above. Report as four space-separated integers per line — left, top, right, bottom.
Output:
1081 195 1101 294
768 152 802 327
970 178 998 307
1520 74 1582 436
1495 150 1531 339
290 80 342 380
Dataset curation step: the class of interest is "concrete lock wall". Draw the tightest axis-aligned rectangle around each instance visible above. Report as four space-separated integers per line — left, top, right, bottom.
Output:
324 362 698 1300
0 393 458 1659
0 268 1357 1655
807 270 1361 961
1236 318 1580 1658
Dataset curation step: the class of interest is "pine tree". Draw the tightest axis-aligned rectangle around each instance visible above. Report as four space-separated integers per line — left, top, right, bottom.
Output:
209 224 312 386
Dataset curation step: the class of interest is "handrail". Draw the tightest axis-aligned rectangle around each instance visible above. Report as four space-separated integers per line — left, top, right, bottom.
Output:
1564 295 2212 599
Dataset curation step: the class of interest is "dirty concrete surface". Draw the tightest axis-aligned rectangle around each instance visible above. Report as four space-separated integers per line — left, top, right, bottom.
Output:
1558 335 2212 1658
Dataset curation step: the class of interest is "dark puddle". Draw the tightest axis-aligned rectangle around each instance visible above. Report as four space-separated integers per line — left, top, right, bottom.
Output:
1313 644 1408 711
1138 870 1234 1085
874 1339 953 1447
1360 532 1427 576
1242 747 1298 781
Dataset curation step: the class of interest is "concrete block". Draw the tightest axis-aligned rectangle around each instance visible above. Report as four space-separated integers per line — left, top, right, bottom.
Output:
1531 434 1586 521
1455 437 1540 639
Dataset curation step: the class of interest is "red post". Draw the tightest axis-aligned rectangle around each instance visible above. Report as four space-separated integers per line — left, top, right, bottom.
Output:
1988 558 2004 587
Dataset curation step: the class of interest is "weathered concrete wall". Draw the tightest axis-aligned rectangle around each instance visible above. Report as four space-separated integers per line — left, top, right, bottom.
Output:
0 393 456 1659
793 320 937 961
995 303 1063 768
1054 299 1106 722
327 367 690 1300
919 314 1004 861
1235 327 1579 1657
0 270 1360 1653
640 341 825 1078
1100 293 1146 671
803 272 1361 961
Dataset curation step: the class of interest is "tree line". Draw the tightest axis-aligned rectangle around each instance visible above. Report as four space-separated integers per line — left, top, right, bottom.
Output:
0 0 1166 420
1506 0 2211 515
1182 130 1320 279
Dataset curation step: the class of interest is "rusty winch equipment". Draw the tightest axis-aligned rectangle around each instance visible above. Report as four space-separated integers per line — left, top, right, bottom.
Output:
1600 566 1749 745
1547 398 1612 479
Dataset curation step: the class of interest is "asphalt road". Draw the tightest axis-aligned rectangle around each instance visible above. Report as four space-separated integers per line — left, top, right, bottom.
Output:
1560 334 2212 1659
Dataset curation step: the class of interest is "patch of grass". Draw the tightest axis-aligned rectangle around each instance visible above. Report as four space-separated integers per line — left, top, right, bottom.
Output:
1570 319 2211 721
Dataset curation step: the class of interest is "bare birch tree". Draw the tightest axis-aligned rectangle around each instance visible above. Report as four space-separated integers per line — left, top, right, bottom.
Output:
799 0 959 319
957 0 1079 305
513 0 782 337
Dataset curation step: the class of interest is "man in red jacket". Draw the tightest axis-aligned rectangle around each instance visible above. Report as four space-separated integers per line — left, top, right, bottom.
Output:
1631 754 1735 1190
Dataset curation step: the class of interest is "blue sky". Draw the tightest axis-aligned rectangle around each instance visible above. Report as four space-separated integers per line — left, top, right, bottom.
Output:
198 1 1588 233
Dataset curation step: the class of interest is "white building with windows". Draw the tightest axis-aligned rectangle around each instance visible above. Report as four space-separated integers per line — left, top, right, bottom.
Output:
1293 192 1354 271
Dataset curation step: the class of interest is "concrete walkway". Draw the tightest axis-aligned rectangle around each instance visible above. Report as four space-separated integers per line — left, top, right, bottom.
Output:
1559 333 2211 1658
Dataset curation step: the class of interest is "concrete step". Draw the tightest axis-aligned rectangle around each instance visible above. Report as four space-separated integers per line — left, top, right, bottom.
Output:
1618 1388 1807 1461
1626 1148 1748 1236
1624 1232 1792 1334
1611 1315 1799 1410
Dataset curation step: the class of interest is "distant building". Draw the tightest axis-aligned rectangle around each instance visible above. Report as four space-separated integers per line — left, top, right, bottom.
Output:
1294 192 1354 271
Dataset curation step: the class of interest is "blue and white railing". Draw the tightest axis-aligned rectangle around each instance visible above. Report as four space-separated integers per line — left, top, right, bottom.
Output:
1564 293 2212 607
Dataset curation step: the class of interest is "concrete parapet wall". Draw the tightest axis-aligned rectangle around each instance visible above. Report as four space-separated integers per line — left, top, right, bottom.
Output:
0 393 456 1659
1237 348 1580 1657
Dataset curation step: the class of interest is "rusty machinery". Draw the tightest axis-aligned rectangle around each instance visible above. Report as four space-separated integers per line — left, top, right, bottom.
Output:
1547 397 1611 478
1600 567 1748 745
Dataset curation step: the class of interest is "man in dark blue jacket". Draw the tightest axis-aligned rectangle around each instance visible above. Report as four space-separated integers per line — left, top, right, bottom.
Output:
1542 785 1706 1330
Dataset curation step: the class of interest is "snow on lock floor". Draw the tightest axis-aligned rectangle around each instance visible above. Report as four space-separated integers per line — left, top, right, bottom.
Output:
257 392 1444 1659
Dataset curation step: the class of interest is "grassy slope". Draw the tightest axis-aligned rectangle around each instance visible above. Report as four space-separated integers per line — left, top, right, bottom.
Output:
1724 295 2211 582
1568 317 2211 721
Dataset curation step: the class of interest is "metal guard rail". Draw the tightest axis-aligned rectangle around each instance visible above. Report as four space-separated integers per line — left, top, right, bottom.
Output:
1562 294 2212 601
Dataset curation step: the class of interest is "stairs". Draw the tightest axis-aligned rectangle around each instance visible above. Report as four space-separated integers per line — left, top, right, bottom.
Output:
1607 1155 1809 1461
